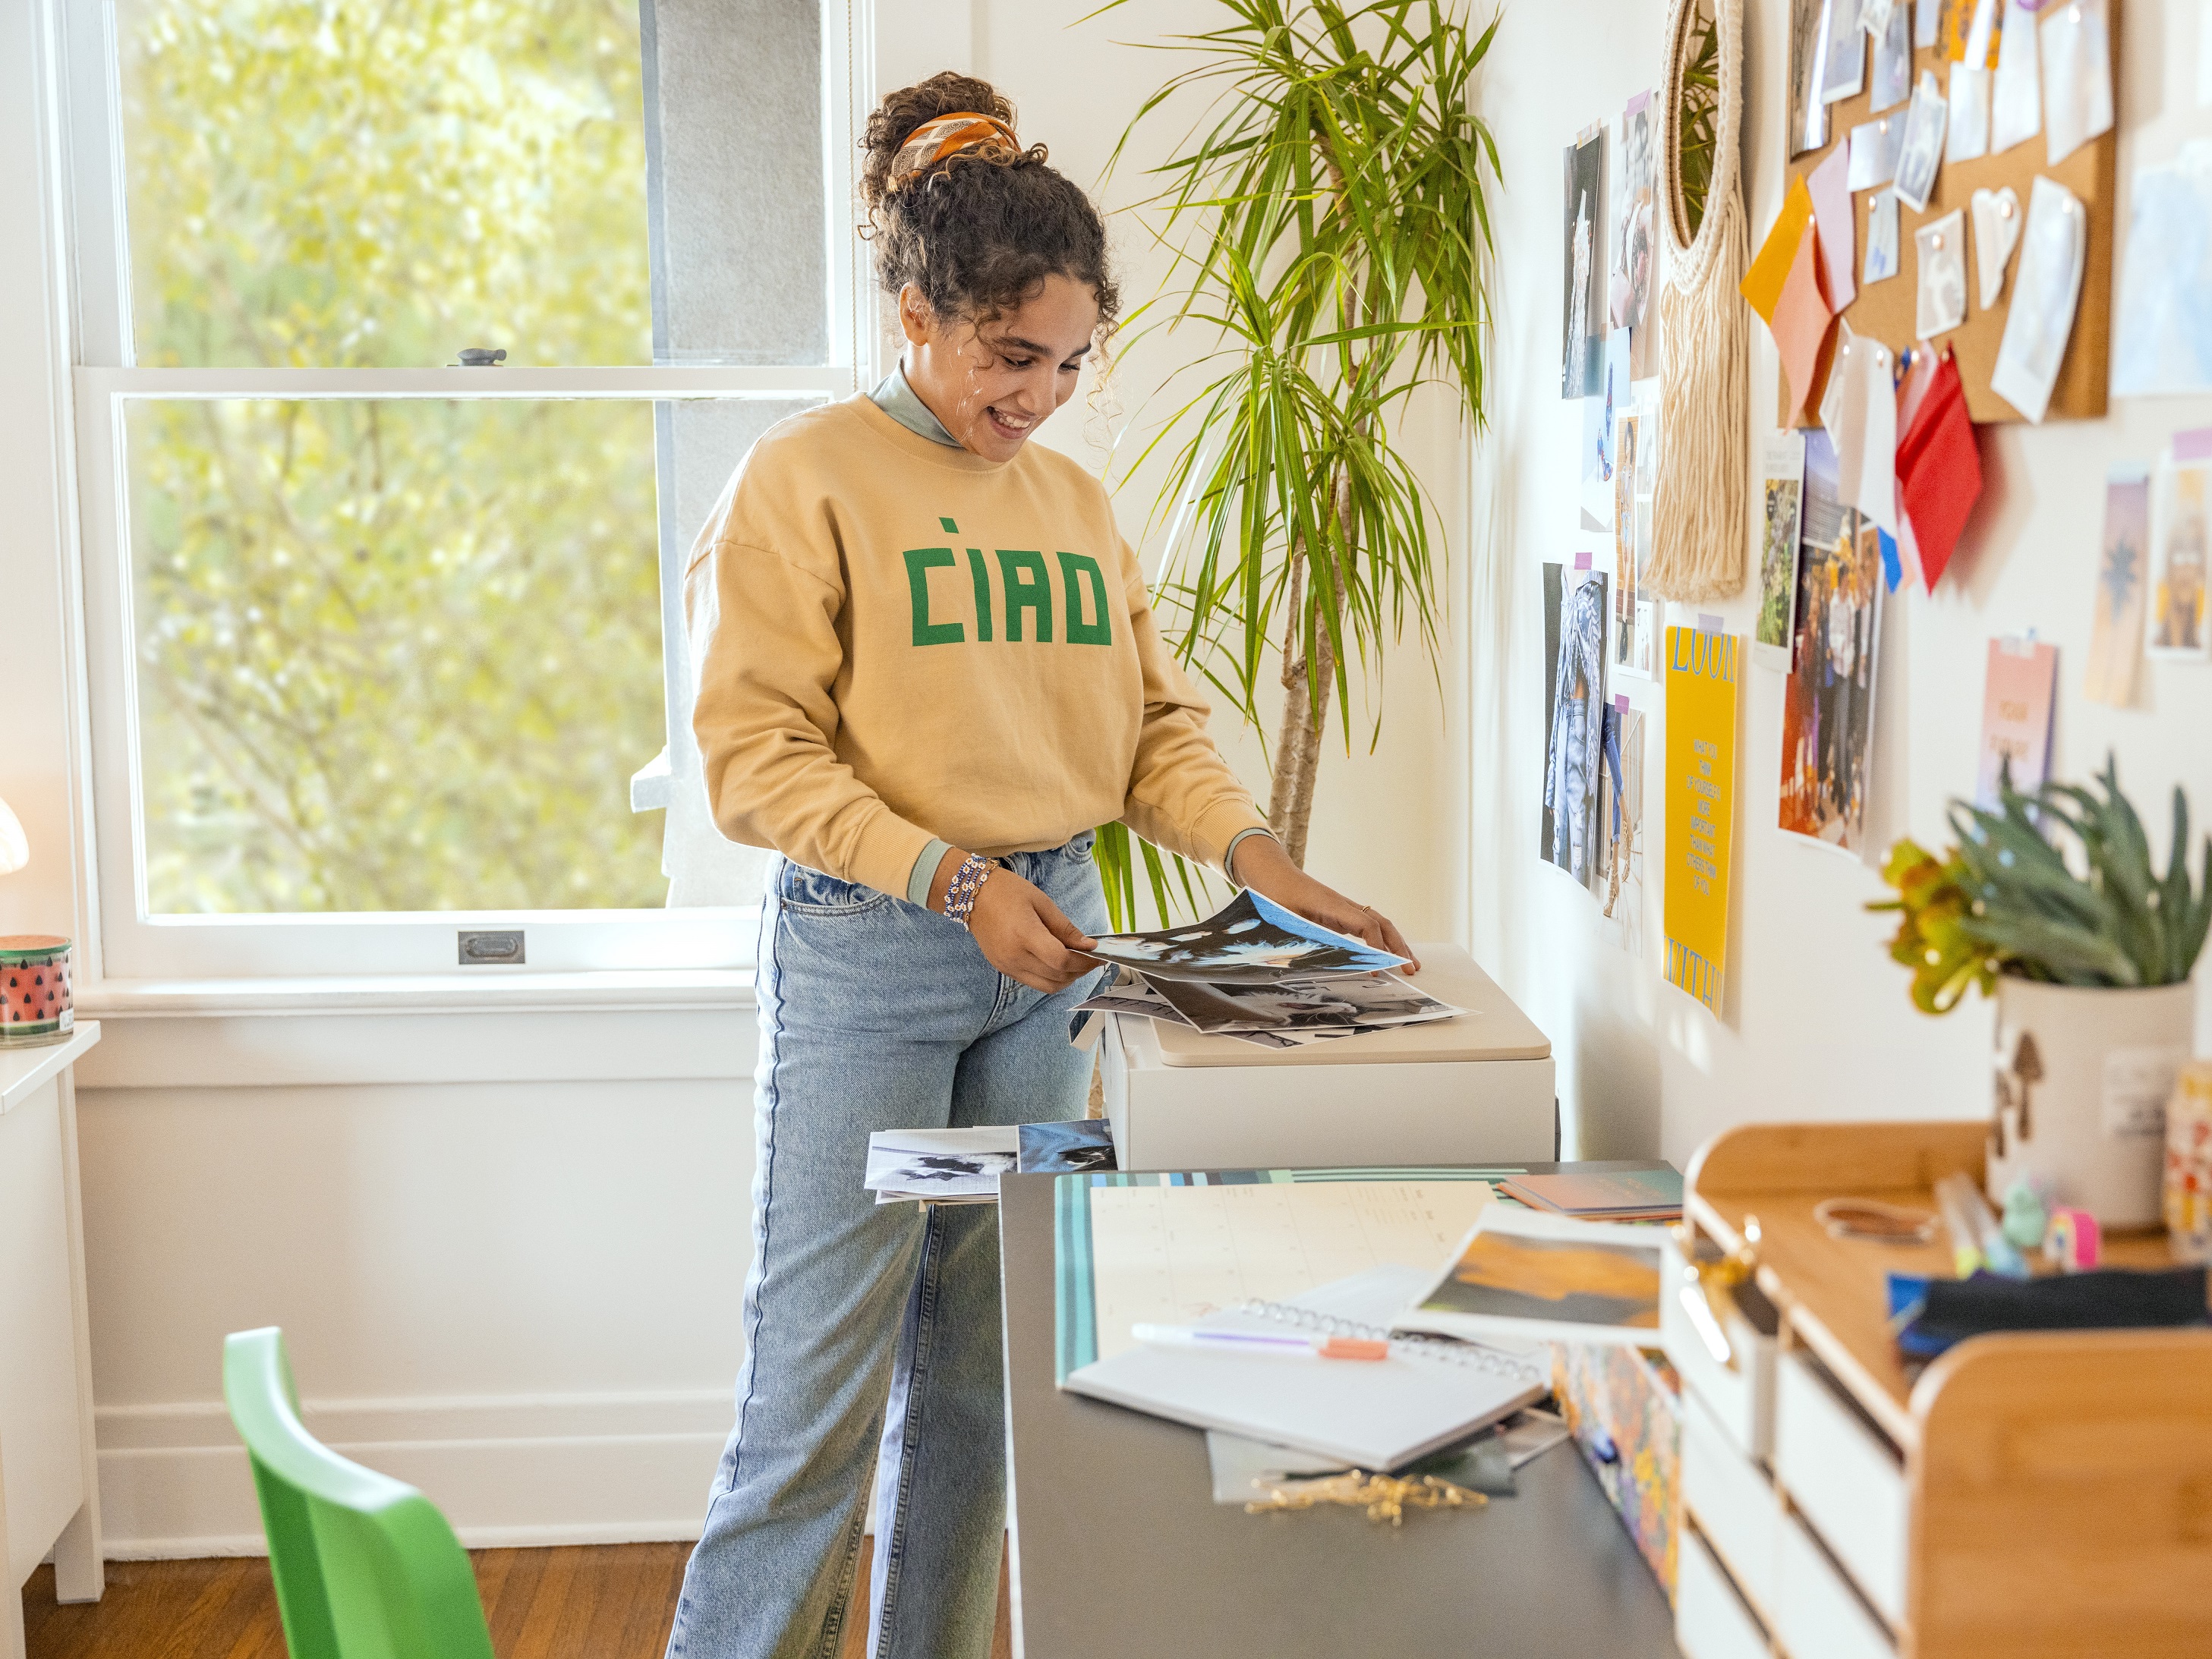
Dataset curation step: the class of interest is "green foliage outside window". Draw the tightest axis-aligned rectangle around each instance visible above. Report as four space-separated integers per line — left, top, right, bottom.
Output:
120 0 670 912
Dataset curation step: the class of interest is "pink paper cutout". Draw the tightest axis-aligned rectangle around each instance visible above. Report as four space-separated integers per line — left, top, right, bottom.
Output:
1807 145 1858 314
1770 219 1835 425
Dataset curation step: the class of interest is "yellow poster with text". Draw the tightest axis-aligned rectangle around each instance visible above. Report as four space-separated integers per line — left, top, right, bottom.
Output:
1662 626 1738 1012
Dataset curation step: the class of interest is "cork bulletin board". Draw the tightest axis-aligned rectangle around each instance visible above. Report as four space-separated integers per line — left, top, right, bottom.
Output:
1782 0 2121 425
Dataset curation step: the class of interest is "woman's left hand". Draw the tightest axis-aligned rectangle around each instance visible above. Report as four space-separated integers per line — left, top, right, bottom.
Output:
1229 834 1420 972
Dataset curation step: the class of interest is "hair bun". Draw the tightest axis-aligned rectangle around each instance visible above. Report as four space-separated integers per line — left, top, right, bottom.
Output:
861 72 1016 210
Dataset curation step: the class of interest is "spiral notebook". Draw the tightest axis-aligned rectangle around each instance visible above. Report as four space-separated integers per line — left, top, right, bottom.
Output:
1060 1264 1547 1471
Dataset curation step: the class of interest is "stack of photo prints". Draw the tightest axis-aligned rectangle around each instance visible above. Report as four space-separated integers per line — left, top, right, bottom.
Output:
862 1118 1120 1206
1069 890 1464 1050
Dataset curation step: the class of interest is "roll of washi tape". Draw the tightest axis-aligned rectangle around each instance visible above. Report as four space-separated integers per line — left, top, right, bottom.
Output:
0 935 74 1047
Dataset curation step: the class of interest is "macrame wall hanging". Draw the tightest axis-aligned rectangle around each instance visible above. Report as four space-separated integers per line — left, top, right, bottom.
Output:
1647 0 1750 604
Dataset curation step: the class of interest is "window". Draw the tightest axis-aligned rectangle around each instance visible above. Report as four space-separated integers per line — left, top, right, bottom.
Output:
63 0 871 979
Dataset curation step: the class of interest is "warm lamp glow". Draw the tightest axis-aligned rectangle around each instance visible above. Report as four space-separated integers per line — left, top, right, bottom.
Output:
0 796 26 876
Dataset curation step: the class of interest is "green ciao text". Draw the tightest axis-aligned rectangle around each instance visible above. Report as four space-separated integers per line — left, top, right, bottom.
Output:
903 518 1112 648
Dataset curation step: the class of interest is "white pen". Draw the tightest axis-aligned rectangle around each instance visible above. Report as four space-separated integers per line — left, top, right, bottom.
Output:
1131 1323 1389 1361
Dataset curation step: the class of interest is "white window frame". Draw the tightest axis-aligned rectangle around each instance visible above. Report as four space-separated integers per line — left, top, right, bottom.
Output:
56 0 879 984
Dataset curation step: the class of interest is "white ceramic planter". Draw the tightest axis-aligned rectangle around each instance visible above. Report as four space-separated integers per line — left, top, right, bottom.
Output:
1986 977 2195 1228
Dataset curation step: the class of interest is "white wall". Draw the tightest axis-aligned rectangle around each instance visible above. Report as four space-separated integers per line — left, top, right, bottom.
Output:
1471 0 2212 1167
2 1 1472 1555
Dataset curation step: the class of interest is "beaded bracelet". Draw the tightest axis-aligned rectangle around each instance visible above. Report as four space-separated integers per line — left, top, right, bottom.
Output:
941 853 992 929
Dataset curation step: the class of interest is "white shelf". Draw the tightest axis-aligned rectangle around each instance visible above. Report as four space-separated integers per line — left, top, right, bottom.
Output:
0 1021 101 1114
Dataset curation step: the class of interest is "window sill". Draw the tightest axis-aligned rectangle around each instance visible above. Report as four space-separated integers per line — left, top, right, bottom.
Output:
78 968 758 1018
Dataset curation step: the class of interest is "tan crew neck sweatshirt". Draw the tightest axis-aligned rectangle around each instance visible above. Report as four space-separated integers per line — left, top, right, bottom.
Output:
686 395 1268 899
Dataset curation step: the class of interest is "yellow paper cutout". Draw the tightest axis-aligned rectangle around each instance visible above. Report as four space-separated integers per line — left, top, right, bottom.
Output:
1740 176 1816 326
1662 626 1739 1013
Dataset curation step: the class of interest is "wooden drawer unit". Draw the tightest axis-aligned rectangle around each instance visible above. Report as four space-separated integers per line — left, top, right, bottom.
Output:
1661 1232 1778 1460
1774 1515 1896 1659
1677 1525 1772 1659
1679 1388 1777 1617
1680 1119 2212 1659
1772 1350 1906 1627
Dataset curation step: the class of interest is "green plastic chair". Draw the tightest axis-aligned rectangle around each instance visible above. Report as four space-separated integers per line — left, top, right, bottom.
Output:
223 1327 497 1659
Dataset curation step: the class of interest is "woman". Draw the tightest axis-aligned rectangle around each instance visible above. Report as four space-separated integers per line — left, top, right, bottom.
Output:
669 72 1412 1659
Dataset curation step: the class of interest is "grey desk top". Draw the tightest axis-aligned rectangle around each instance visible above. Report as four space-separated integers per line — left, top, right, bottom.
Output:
1000 1169 1682 1659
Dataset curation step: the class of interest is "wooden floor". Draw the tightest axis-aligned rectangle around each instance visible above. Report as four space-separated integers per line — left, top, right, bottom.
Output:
22 1539 1010 1659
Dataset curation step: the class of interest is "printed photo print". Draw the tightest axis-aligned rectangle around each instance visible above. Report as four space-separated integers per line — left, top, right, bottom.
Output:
1543 569 1610 888
1420 1223 1662 1333
1561 124 1607 398
1779 506 1885 855
1754 432 1807 666
2149 456 2212 658
1082 890 1406 984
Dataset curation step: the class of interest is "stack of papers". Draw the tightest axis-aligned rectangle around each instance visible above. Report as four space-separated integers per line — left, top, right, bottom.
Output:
862 1128 1014 1205
863 1118 1120 1205
1072 891 1464 1050
1499 1168 1683 1223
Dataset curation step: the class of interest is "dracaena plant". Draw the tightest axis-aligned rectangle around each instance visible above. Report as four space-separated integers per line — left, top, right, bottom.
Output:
1089 0 1498 928
1870 755 2212 1015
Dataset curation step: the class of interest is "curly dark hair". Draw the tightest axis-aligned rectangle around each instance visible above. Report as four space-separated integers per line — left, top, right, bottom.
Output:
860 72 1120 339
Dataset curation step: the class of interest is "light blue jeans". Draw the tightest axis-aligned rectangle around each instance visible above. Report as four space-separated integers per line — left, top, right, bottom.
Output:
666 838 1107 1659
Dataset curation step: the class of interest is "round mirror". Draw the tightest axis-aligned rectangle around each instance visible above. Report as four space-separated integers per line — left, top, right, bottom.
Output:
1668 0 1720 246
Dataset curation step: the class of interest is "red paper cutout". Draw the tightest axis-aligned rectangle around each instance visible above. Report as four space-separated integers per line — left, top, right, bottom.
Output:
1895 350 1981 589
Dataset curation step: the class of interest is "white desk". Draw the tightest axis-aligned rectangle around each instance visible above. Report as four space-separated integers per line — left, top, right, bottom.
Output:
1099 945 1556 1170
2 1023 103 1659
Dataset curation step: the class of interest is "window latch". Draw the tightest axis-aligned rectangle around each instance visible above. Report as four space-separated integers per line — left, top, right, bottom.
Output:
454 347 507 367
458 930 525 965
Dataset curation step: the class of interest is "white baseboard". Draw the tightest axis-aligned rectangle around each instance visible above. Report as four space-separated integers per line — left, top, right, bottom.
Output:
97 1390 735 1558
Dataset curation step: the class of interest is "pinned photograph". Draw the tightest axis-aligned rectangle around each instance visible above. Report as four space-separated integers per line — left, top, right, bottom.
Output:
1864 187 1902 282
2039 0 2112 165
1596 704 1647 959
1915 208 1968 337
1617 499 1656 678
1870 0 1912 111
1947 63 1990 162
2148 455 2212 659
1972 185 2021 308
2086 464 2151 705
1975 637 2059 807
1544 568 1610 887
1612 93 1656 338
2110 140 2212 398
1561 125 1607 398
1790 0 1832 155
1780 458 1885 857
1893 70 1949 212
1990 0 2041 154
1848 112 1906 190
1755 431 1809 669
1821 0 1868 103
1581 329 1631 532
1541 562 1564 860
1990 176 2085 423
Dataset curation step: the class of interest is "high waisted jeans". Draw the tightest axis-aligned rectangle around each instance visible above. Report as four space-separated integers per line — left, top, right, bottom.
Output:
666 838 1108 1659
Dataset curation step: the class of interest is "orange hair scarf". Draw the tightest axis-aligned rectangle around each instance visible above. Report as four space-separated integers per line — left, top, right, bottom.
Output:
888 112 1021 192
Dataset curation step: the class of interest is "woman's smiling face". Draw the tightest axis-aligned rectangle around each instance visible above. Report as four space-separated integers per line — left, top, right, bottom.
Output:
898 273 1101 463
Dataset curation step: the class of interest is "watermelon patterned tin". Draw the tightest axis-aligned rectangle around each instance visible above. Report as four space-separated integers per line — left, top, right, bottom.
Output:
0 935 74 1047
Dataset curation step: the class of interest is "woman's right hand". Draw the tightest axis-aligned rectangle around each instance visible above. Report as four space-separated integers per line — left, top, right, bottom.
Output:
932 850 1098 993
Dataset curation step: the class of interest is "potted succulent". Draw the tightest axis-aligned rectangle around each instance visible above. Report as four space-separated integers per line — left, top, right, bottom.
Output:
1871 757 2210 1227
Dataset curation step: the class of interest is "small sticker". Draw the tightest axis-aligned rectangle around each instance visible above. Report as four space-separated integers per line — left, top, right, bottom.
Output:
1574 551 1594 571
2103 1044 2185 1138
